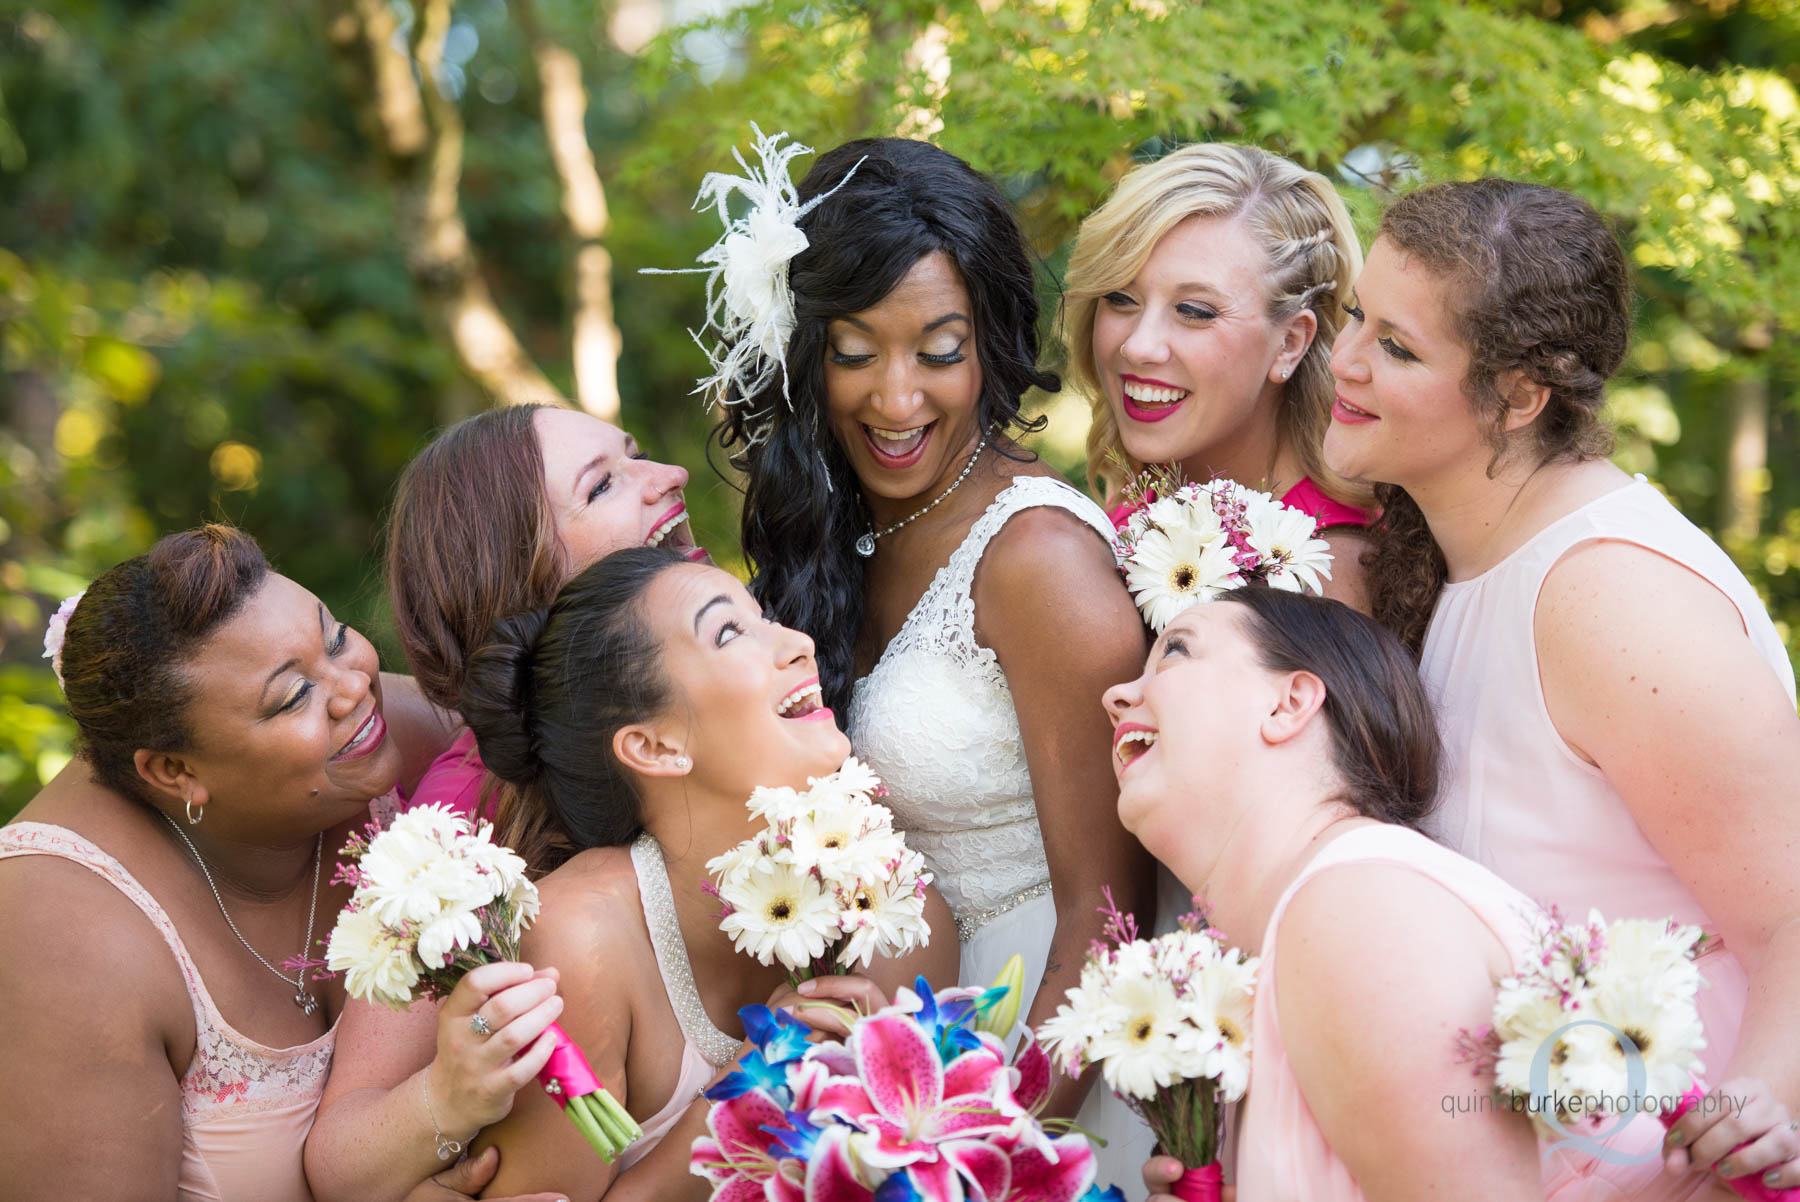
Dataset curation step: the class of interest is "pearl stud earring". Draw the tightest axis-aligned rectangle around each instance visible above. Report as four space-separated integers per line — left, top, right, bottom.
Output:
675 755 692 771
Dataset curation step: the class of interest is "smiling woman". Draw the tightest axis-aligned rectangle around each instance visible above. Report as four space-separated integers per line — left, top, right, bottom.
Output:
451 547 956 1200
0 525 456 1201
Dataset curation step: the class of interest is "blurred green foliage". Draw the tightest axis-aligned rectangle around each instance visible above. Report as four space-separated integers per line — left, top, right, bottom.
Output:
3 0 1796 821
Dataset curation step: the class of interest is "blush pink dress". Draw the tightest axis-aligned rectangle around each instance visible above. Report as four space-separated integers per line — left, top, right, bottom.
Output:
1238 823 1717 1202
1421 479 1796 1088
0 822 335 1202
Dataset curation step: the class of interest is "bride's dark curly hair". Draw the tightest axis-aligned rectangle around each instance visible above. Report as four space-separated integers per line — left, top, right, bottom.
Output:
717 138 1053 717
1362 179 1629 656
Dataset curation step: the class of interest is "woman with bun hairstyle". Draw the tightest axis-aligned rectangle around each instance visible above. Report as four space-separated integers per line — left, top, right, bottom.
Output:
0 525 550 1202
456 547 957 1199
1328 178 1800 1191
306 404 700 1202
1065 142 1375 612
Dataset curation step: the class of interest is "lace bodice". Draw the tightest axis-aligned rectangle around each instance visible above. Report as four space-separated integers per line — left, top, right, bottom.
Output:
847 476 1117 932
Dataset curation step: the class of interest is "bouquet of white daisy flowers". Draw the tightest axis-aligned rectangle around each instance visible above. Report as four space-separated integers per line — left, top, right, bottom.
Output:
1037 893 1258 1202
706 756 932 982
324 803 641 1163
1111 465 1334 632
1459 906 1796 1200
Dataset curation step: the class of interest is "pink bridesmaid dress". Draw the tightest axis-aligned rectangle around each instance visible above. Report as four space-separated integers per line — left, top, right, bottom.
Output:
1236 823 1718 1201
1421 479 1795 1091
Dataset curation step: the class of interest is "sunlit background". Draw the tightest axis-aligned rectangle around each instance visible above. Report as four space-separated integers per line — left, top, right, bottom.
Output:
3 0 1796 818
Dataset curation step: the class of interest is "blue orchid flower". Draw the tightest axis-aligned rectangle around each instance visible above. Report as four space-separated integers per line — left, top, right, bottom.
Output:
1079 1186 1128 1202
764 1109 826 1162
702 1047 790 1104
873 1173 925 1202
908 976 986 1060
738 1004 813 1063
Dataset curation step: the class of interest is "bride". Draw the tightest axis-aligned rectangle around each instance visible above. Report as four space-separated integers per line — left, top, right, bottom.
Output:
458 547 957 1199
666 133 1156 1191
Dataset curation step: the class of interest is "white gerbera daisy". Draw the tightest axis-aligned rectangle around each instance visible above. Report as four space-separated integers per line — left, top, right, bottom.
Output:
1091 970 1190 1099
1179 951 1259 1101
1242 492 1334 594
834 864 932 970
809 756 883 805
786 796 888 884
326 903 421 1009
1123 521 1240 633
717 858 840 970
1036 966 1126 1075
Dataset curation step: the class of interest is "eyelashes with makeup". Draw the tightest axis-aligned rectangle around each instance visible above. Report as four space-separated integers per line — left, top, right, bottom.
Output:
276 623 351 714
1102 292 1217 323
827 342 967 368
1341 302 1418 363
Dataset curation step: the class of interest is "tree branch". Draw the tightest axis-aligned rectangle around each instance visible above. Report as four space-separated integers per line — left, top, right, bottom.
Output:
326 0 566 409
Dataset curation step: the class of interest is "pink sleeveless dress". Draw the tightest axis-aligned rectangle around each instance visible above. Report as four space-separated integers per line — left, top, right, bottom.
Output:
1105 475 1374 532
0 822 336 1202
614 832 741 1171
1421 479 1797 1088
1237 823 1714 1201
406 729 495 824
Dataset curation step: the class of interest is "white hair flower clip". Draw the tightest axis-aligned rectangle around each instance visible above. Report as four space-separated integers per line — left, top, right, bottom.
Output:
42 590 85 689
644 125 862 444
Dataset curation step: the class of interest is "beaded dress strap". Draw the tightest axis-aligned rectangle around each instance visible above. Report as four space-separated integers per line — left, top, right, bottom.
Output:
629 832 740 1067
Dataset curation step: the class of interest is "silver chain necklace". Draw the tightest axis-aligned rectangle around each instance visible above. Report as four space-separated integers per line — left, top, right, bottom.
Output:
162 813 323 1015
855 435 987 557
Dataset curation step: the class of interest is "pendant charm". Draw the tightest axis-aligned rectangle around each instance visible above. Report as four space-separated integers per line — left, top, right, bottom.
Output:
854 532 876 557
435 1133 463 1161
296 990 318 1016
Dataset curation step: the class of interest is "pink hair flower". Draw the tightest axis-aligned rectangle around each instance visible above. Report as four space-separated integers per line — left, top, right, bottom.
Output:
42 590 85 688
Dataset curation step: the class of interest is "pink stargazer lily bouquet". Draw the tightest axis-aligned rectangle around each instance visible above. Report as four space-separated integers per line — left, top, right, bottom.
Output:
1111 464 1334 633
1460 906 1796 1200
706 756 933 983
323 803 641 1163
1037 893 1257 1202
691 976 1121 1202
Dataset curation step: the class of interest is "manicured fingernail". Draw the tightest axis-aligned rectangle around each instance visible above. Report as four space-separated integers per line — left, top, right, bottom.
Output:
1664 1129 1685 1148
1765 1171 1781 1187
1717 1160 1732 1177
797 979 817 994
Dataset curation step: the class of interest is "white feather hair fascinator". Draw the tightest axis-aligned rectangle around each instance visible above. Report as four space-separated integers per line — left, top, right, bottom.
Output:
644 125 862 444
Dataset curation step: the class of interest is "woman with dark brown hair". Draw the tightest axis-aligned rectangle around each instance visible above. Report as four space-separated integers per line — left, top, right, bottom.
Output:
1327 178 1800 1192
306 404 701 1202
0 525 540 1201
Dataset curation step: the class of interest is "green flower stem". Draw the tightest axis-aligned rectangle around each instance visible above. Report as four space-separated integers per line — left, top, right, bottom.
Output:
583 1091 634 1150
594 1087 643 1142
564 1094 611 1157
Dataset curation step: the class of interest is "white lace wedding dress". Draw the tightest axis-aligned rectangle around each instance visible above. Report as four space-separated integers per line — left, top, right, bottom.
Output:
848 474 1154 1200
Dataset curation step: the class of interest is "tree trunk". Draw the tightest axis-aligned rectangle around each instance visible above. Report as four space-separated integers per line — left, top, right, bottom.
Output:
1720 365 1769 544
324 0 567 409
514 0 622 421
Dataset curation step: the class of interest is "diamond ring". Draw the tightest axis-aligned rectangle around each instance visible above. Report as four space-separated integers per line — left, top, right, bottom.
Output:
469 1013 492 1037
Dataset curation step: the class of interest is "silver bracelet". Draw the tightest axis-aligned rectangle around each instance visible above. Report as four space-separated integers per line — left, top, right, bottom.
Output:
422 1064 464 1162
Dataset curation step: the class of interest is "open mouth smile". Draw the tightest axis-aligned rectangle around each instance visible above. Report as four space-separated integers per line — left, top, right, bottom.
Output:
777 678 833 722
1113 722 1159 770
330 707 387 764
646 503 708 562
1120 376 1189 424
861 421 935 469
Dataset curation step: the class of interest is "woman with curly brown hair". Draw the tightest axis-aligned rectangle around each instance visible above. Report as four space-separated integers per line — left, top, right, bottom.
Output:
1326 177 1800 1193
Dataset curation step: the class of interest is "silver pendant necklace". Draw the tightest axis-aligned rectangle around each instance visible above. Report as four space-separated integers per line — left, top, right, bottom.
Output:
855 435 987 558
163 813 323 1015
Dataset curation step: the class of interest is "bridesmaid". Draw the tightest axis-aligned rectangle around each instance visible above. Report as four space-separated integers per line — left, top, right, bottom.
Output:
1328 178 1800 1190
1063 141 1375 611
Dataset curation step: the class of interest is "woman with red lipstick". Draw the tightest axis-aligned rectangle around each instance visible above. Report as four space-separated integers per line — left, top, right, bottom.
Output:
0 525 535 1202
1327 179 1800 1191
307 402 710 1202
699 136 1155 1184
451 548 957 1199
1063 142 1376 613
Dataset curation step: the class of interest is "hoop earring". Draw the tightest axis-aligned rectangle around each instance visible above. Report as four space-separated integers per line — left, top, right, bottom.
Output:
186 797 203 826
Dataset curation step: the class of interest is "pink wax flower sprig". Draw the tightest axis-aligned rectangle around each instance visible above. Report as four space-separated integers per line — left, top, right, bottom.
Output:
1037 891 1258 1202
1467 905 1794 1199
322 804 641 1163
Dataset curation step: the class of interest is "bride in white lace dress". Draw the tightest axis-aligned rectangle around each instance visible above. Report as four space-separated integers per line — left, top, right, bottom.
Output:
714 137 1157 1195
